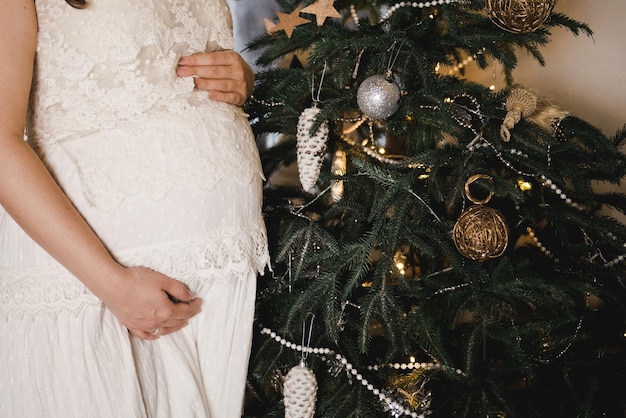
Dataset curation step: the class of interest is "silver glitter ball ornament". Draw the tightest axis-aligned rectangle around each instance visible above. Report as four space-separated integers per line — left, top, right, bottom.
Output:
356 74 401 120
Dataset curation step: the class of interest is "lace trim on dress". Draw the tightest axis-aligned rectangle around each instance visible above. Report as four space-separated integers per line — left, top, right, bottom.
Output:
0 227 269 321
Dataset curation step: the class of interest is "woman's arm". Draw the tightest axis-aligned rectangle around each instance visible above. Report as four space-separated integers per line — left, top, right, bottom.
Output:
0 0 201 340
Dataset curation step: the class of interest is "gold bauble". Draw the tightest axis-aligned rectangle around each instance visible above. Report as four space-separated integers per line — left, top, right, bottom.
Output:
453 205 509 261
453 174 509 261
486 0 559 34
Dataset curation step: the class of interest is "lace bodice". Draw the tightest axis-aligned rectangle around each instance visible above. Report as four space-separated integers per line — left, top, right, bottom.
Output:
30 0 235 139
28 0 262 211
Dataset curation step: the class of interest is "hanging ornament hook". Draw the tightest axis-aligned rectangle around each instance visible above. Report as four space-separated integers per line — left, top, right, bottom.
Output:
385 40 404 79
311 60 328 104
300 313 315 364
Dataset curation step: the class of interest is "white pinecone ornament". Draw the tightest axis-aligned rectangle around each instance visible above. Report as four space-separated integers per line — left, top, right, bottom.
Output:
296 105 329 192
283 362 318 418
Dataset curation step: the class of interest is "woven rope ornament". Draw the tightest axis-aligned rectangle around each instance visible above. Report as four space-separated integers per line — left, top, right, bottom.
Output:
453 174 509 261
500 87 538 142
486 0 559 34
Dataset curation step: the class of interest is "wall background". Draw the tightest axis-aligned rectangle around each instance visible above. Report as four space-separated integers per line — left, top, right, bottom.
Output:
509 0 626 222
486 0 626 137
228 0 278 72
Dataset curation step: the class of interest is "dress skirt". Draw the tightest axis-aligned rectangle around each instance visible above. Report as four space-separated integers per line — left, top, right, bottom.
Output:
0 115 269 417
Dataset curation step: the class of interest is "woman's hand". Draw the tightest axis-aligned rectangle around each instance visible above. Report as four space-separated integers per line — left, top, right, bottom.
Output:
176 50 254 106
100 266 203 340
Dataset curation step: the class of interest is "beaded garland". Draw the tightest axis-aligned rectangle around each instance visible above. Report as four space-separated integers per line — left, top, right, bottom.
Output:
606 232 626 267
526 226 626 268
380 0 467 22
260 327 464 417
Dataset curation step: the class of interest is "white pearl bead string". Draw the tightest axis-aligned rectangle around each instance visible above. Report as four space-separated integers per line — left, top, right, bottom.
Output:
340 117 404 164
527 226 626 268
248 95 283 107
379 0 466 22
526 227 559 263
341 134 403 164
538 175 581 210
260 327 464 417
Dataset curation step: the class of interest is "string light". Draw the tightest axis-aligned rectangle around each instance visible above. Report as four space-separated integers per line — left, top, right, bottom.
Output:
436 55 476 76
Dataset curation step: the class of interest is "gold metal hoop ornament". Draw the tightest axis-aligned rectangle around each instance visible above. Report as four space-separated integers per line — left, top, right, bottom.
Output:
464 173 494 205
453 174 509 261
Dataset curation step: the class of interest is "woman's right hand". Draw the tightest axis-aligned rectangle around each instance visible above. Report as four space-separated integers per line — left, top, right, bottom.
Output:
100 266 203 340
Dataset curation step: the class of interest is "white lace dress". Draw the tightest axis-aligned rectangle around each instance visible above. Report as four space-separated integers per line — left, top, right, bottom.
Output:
0 1 269 417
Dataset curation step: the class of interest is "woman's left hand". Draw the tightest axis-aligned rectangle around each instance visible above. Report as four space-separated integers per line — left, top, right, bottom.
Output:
177 50 254 106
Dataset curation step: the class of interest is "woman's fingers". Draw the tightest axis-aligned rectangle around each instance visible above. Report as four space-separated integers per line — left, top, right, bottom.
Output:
129 319 191 341
177 50 254 106
102 266 202 339
193 78 246 105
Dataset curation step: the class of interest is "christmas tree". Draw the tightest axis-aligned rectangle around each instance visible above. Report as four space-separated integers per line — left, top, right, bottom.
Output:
243 1 626 416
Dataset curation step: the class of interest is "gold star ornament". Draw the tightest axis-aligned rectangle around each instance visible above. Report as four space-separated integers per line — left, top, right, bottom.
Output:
264 17 276 33
301 0 341 26
272 5 311 38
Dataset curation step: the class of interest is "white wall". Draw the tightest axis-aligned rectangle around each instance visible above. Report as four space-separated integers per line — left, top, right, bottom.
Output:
510 0 626 222
512 0 626 137
227 0 278 71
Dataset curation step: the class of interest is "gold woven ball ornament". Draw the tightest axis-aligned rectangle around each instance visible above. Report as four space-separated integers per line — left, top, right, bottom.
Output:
453 175 509 261
485 0 559 34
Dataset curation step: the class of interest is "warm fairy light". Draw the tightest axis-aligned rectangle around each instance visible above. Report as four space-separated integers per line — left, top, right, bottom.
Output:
379 147 386 155
396 262 405 275
437 55 476 77
332 149 347 201
489 85 496 91
394 251 407 275
517 179 533 191
409 356 416 363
